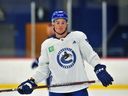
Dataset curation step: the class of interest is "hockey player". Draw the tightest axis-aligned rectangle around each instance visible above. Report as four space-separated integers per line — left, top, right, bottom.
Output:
17 10 113 96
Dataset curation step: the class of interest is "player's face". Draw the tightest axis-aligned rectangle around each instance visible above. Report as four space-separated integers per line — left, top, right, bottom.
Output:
53 19 67 34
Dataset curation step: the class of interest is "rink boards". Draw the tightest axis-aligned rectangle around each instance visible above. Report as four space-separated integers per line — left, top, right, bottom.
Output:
0 58 128 90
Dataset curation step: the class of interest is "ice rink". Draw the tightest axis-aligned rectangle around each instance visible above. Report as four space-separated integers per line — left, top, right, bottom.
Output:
0 59 128 96
0 88 128 96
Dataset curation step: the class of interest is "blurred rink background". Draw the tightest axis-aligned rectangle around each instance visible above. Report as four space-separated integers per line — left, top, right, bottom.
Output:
0 0 128 96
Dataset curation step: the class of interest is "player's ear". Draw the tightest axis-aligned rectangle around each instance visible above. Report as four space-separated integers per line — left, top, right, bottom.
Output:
52 22 55 27
66 21 68 25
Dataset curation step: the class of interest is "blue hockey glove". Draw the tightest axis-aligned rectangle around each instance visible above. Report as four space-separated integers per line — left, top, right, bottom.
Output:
17 79 37 94
94 64 114 87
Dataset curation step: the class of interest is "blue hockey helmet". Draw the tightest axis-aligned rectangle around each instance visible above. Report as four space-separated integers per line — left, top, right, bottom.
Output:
51 11 68 22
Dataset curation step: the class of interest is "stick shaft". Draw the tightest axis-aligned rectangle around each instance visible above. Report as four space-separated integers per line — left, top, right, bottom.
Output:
0 80 96 93
36 80 96 89
0 88 17 93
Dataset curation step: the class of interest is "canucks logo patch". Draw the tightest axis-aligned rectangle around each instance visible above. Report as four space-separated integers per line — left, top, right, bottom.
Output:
57 48 76 69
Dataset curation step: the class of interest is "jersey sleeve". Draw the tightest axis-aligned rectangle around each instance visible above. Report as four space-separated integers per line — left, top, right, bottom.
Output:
32 41 50 83
79 32 101 67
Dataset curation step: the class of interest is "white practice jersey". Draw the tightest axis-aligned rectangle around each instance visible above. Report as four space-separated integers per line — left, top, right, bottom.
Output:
32 31 101 93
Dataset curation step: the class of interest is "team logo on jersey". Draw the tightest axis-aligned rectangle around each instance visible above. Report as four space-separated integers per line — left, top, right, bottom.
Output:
57 48 76 69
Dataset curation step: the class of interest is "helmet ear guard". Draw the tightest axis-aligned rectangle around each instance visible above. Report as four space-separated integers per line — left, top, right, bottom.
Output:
51 11 68 22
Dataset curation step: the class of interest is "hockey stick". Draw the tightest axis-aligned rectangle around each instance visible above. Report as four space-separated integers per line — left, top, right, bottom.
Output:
0 80 96 93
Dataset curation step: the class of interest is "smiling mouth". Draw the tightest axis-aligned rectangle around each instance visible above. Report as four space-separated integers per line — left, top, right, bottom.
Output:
58 28 63 30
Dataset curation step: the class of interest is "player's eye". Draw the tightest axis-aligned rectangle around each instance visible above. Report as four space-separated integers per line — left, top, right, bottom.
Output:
56 22 60 24
55 21 60 25
61 22 65 25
